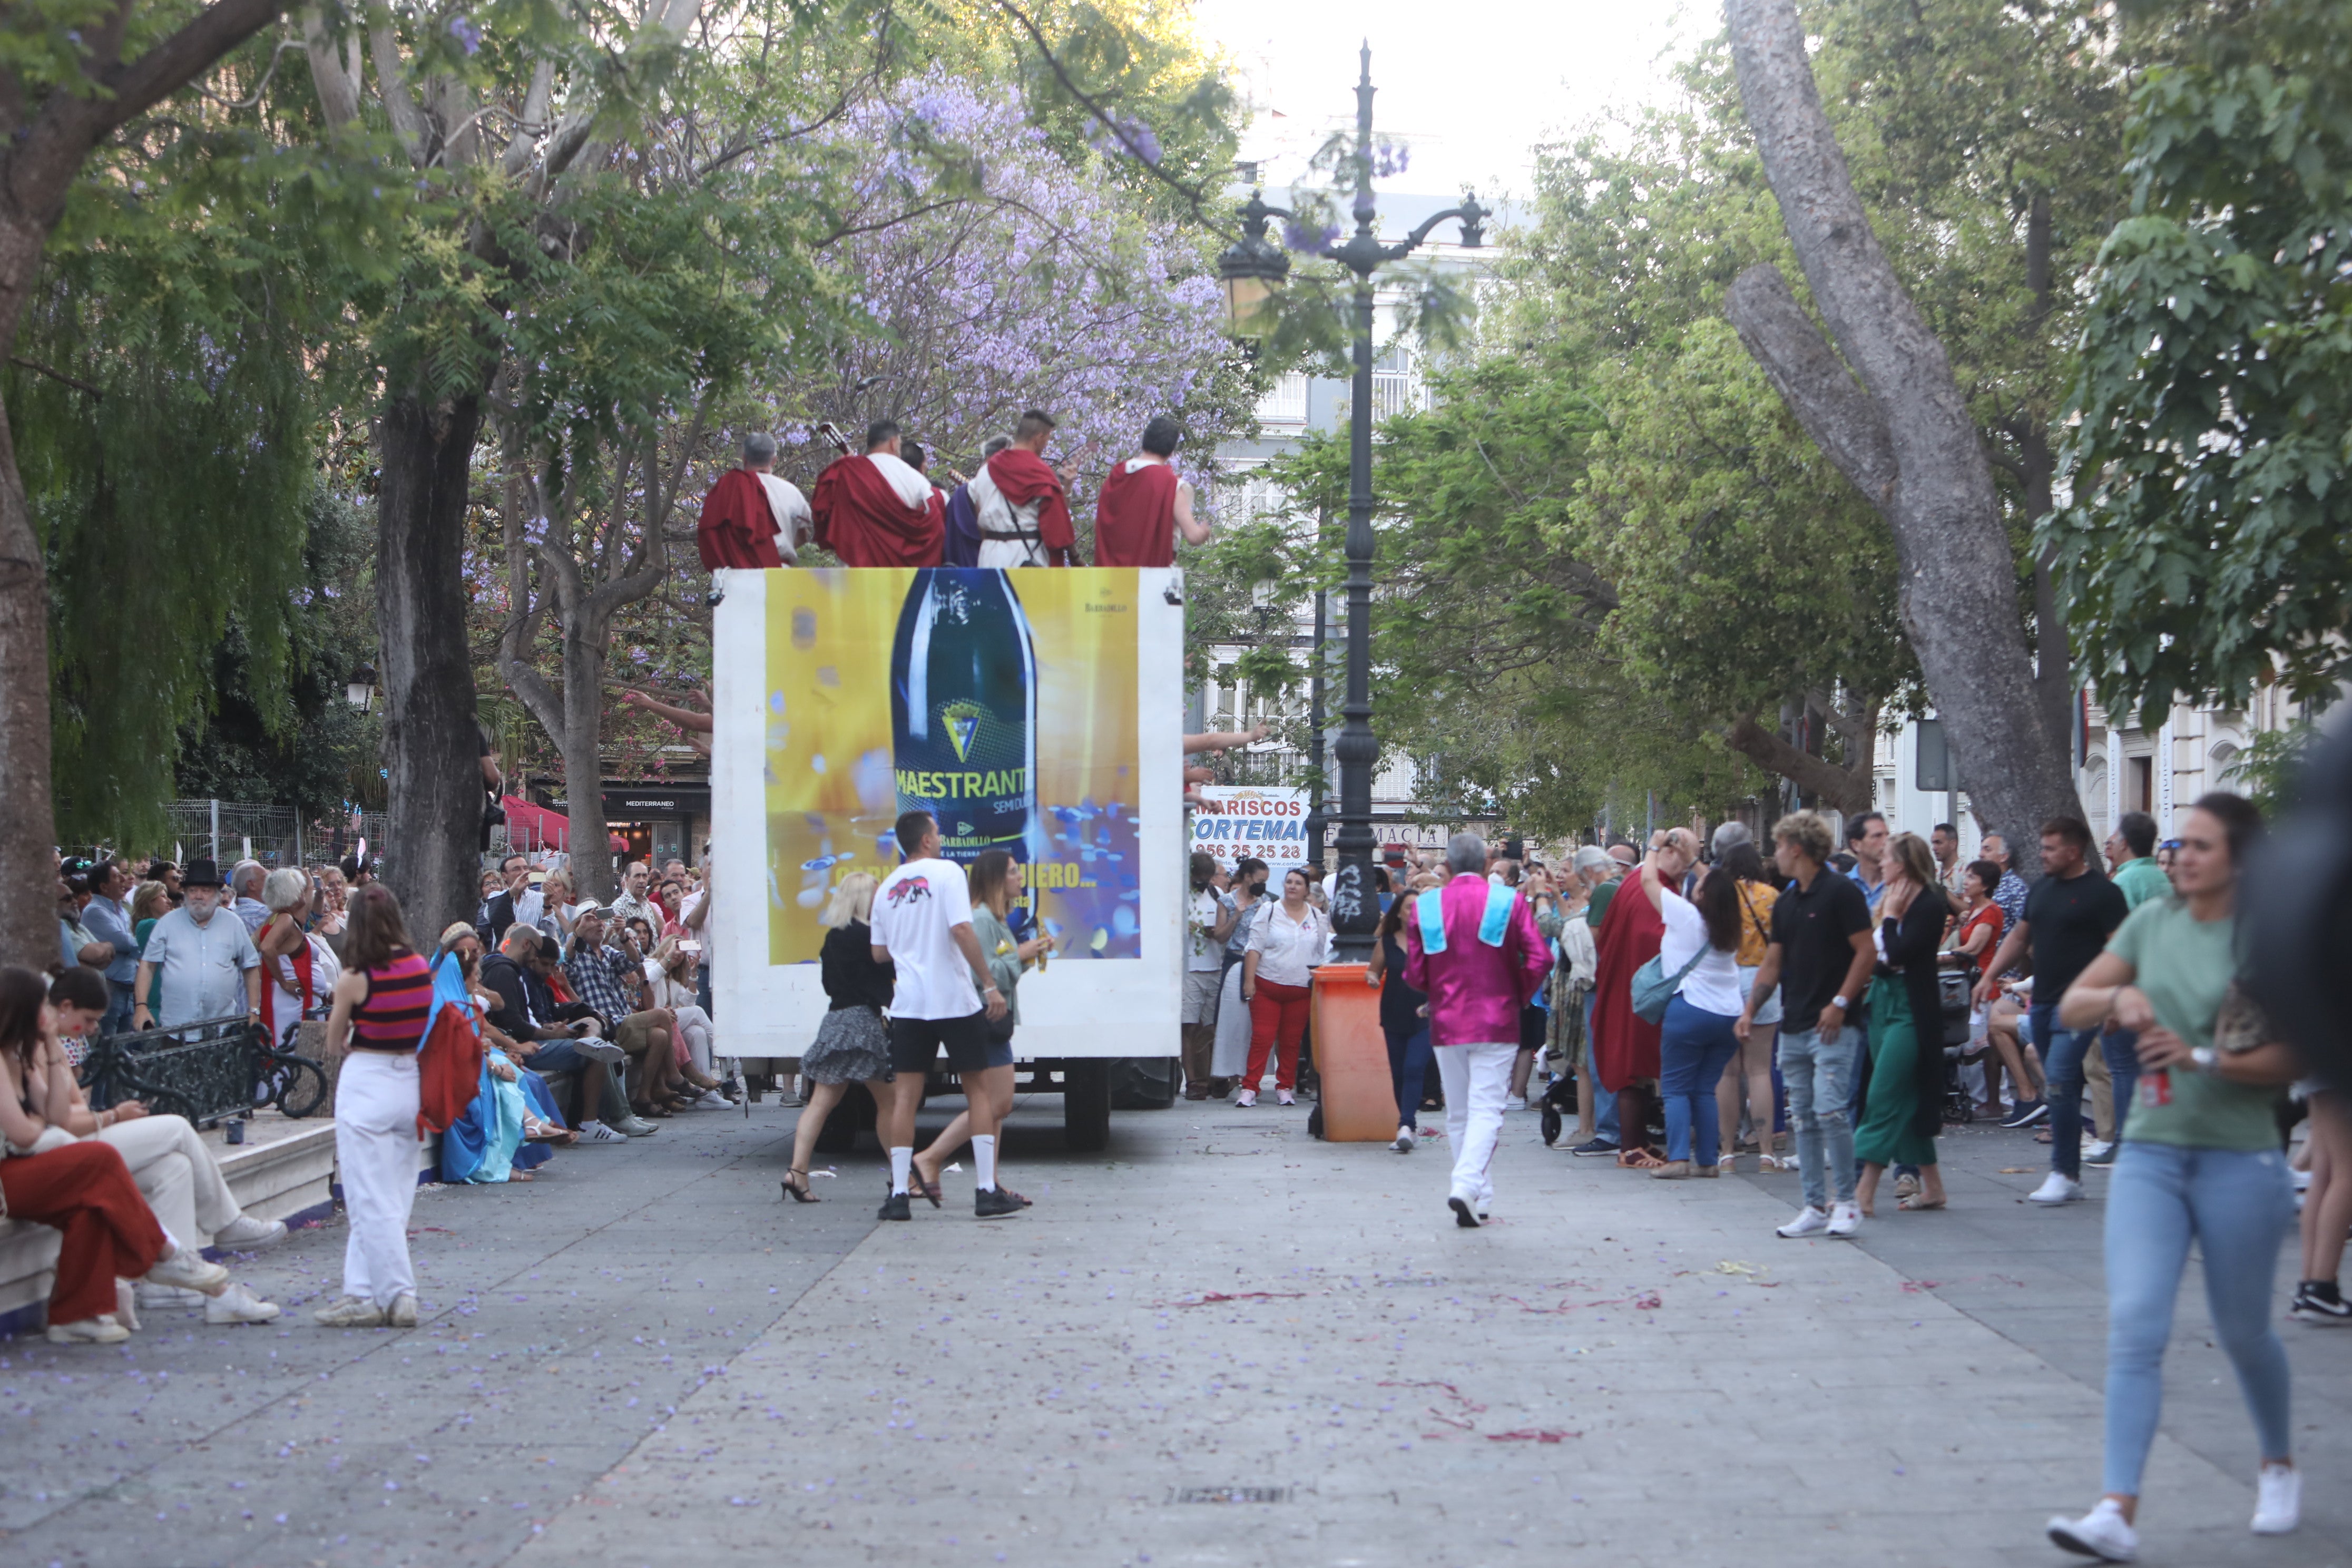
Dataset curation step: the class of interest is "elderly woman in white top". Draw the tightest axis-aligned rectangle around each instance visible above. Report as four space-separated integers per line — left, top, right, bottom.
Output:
1238 867 1331 1108
1635 837 1749 1179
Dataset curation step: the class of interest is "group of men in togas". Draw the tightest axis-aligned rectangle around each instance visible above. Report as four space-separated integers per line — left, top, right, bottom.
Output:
693 408 1207 573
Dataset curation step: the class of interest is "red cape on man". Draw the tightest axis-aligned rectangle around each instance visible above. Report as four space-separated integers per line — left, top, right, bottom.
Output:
694 467 782 570
985 447 1075 554
1590 876 1665 1092
1092 459 1180 566
811 455 944 567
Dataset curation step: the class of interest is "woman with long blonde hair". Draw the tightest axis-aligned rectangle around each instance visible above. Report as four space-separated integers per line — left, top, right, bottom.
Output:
782 872 896 1202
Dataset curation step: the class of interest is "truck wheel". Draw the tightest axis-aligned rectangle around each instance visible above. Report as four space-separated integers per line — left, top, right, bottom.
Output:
1063 1060 1111 1152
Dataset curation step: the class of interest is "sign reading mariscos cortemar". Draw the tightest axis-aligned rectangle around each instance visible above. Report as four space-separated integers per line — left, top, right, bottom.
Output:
1191 786 1310 876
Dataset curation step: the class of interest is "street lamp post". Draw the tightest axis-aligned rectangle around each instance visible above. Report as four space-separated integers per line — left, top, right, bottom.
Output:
1217 42 1486 960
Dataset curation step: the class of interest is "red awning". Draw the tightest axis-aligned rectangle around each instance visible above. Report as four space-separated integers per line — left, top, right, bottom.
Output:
501 795 570 851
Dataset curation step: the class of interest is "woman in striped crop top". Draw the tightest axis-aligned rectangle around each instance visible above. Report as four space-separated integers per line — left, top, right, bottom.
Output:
316 885 432 1328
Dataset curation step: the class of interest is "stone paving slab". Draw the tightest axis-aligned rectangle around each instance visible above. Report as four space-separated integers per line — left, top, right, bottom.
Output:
4 1095 2346 1568
505 1103 2347 1568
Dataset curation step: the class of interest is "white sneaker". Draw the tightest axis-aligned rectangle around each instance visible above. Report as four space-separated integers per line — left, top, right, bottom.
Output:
313 1296 385 1328
46 1314 130 1346
212 1214 289 1250
579 1120 625 1143
134 1282 205 1308
1776 1206 1830 1238
2081 1139 2115 1163
1234 1089 1257 1108
1391 1127 1414 1153
204 1282 282 1325
2251 1463 2300 1535
143 1246 230 1297
386 1293 419 1329
2047 1498 2138 1561
1505 1094 1530 1113
1826 1201 1861 1238
2030 1173 2087 1205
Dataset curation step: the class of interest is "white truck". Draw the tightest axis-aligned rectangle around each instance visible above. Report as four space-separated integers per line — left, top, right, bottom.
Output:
706 564 1184 1149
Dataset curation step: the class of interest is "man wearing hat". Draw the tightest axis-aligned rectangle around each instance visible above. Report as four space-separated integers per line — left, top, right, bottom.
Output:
132 859 263 1032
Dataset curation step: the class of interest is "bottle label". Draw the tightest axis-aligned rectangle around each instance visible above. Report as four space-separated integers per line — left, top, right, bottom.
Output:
2138 1070 2171 1108
891 569 1037 860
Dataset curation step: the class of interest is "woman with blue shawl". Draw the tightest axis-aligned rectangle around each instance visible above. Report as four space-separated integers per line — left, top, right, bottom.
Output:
434 928 565 1183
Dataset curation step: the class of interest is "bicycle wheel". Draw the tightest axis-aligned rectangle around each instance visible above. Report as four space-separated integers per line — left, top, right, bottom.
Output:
273 1057 332 1120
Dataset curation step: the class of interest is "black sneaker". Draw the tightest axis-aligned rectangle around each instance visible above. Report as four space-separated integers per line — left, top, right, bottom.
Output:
2291 1281 2351 1325
2000 1100 2050 1130
1570 1138 1621 1157
878 1191 913 1221
1448 1195 1482 1229
975 1187 1023 1220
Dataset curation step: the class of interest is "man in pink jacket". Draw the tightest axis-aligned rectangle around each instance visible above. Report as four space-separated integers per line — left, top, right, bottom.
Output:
1404 833 1555 1227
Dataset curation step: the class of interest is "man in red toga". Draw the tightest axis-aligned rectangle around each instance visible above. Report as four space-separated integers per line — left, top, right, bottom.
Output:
967 408 1077 567
695 433 796 570
1093 416 1211 567
810 419 945 567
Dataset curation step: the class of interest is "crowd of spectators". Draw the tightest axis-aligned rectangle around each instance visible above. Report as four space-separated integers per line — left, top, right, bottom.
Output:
17 846 732 1342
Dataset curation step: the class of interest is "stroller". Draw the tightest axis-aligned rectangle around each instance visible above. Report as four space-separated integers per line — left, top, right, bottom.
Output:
1938 965 1983 1124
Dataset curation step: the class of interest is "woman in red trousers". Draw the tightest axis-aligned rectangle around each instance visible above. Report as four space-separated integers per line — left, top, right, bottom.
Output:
0 966 230 1344
1238 868 1332 1108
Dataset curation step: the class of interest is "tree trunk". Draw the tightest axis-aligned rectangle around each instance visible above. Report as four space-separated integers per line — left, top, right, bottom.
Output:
560 625 616 905
0 388 56 970
2024 425 2074 766
1726 712 1873 815
376 391 487 939
1721 0 2080 875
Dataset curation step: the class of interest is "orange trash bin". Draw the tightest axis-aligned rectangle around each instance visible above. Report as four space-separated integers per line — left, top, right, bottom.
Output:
1309 963 1398 1141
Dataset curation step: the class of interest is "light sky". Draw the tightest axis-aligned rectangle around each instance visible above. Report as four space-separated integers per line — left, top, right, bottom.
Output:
1187 0 1709 204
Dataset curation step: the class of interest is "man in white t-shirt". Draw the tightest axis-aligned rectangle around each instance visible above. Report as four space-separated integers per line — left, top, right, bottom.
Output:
743 432 814 564
869 810 1015 1221
1182 851 1238 1100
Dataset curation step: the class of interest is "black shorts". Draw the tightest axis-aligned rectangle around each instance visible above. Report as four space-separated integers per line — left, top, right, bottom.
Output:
889 1011 994 1073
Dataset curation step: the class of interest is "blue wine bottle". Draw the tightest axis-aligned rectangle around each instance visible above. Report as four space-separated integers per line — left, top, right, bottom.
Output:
889 569 1038 863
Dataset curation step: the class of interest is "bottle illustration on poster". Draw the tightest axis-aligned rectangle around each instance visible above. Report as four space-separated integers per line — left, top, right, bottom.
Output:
763 567 1143 966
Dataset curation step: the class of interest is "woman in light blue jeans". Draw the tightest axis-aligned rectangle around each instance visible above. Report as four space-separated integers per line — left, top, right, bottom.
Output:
2044 795 2303 1564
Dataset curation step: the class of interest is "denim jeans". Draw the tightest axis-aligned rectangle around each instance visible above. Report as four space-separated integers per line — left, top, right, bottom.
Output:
2035 1001 2115 1177
2102 1141 2295 1496
1583 989 1620 1143
2104 1027 2140 1141
1777 1023 1859 1210
1384 1024 1433 1132
525 1040 629 1124
1659 995 1741 1165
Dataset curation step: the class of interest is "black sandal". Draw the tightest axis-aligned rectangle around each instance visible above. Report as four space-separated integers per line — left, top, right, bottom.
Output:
781 1169 818 1203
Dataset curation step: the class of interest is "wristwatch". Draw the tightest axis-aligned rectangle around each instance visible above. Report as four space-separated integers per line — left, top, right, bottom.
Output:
2190 1045 2219 1073
1830 995 1853 1013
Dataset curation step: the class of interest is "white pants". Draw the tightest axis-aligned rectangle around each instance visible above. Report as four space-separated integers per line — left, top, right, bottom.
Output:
93 1115 242 1249
335 1052 422 1308
1434 1042 1517 1205
673 1004 719 1078
976 537 1047 569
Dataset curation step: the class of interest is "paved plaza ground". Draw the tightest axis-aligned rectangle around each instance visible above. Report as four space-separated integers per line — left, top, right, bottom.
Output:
3 1090 2346 1568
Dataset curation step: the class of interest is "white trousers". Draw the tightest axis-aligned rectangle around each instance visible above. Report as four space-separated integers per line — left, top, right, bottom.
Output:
673 1004 719 1077
335 1052 422 1308
1434 1042 1517 1205
93 1114 242 1249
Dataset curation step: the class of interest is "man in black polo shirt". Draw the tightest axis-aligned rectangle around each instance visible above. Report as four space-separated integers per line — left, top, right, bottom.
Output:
1974 816 2129 1204
1738 810 1876 1239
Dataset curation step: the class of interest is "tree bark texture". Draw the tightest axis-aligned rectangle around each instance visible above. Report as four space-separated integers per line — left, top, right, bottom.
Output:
1722 0 2080 873
376 393 487 940
1726 711 1873 815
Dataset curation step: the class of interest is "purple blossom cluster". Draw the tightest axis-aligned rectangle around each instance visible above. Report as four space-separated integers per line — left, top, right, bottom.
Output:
762 76 1231 497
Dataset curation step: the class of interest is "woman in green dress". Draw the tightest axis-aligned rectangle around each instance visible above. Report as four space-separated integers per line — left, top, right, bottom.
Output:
1854 832 1953 1216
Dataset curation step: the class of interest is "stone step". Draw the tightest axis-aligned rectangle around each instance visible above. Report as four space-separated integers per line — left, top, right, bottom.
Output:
1 1113 439 1332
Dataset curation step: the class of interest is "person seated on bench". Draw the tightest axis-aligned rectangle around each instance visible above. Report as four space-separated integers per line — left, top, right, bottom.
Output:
1 967 279 1336
476 927 645 1141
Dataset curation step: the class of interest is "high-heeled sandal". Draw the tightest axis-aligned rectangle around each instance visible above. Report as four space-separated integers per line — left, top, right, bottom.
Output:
781 1168 818 1203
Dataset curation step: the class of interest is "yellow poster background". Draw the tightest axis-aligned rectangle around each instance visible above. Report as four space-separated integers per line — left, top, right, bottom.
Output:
763 568 1141 965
